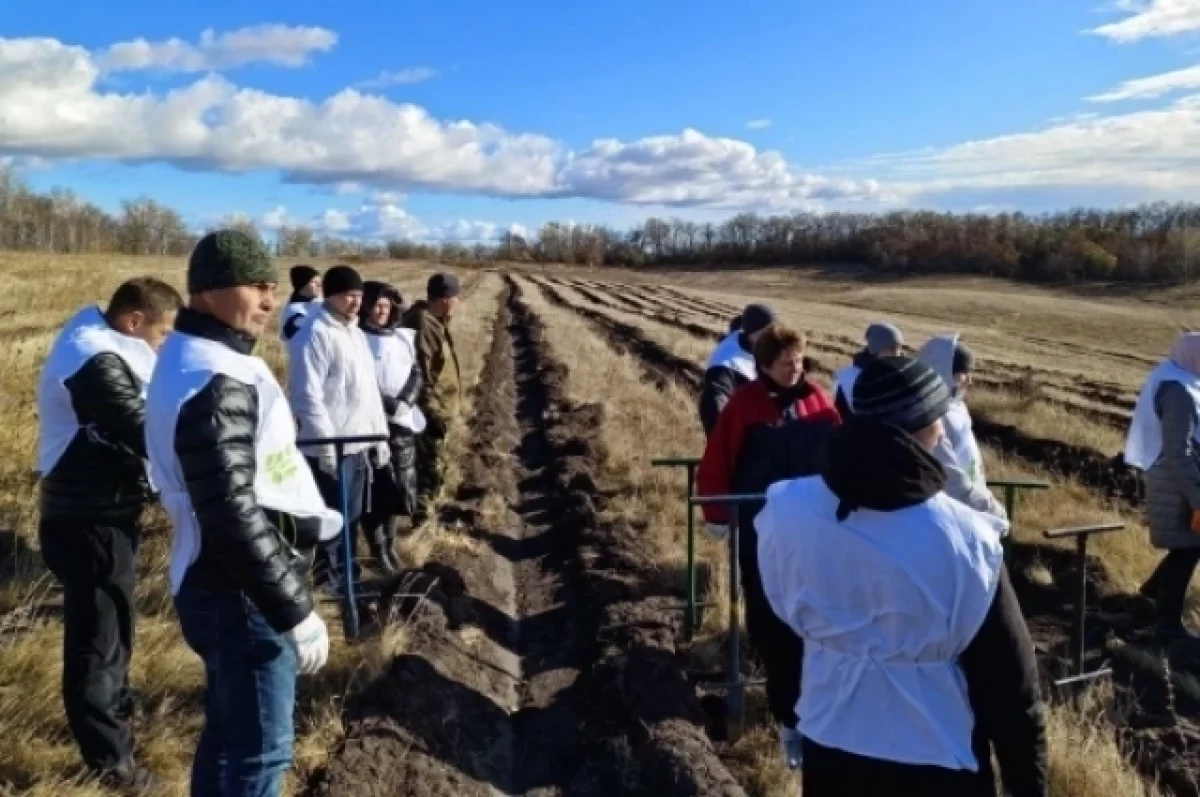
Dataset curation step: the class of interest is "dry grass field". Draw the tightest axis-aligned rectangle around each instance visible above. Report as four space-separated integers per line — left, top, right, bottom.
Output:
1 253 1196 796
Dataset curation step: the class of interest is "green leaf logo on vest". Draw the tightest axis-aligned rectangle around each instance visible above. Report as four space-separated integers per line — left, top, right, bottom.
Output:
265 448 299 485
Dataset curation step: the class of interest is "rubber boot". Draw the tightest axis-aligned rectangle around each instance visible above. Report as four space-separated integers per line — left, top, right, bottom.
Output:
367 521 399 575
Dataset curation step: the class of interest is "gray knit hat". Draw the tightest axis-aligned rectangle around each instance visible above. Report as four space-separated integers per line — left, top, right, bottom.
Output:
187 230 277 294
865 322 904 355
853 355 952 433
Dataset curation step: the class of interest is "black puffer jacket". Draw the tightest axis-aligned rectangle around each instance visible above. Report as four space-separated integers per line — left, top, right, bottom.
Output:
39 352 152 523
699 333 755 436
173 308 320 633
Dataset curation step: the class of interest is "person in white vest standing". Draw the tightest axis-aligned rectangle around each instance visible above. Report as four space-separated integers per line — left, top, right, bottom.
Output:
698 303 776 436
36 277 181 791
916 333 1008 522
1126 332 1200 642
358 280 425 574
279 265 322 342
833 322 903 417
146 230 337 795
288 264 390 591
756 356 1046 795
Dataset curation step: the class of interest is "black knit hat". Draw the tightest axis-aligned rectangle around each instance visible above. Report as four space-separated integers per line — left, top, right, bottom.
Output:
428 273 461 301
322 265 364 297
953 342 976 375
853 356 952 433
741 303 776 336
187 230 277 294
290 265 320 291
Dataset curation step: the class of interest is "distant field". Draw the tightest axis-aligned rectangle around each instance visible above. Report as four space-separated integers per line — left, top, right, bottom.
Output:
0 253 1189 796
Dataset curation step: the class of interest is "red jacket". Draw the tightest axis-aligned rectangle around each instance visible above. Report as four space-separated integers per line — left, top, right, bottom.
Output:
697 378 840 524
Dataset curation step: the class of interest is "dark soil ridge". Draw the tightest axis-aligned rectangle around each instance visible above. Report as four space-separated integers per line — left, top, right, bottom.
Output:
553 278 1145 506
536 276 1200 795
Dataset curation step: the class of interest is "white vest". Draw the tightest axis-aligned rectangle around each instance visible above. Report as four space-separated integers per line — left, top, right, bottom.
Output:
146 329 343 594
834 365 861 411
36 306 157 475
279 299 316 341
756 476 1005 771
705 332 756 380
365 328 427 433
1125 360 1200 470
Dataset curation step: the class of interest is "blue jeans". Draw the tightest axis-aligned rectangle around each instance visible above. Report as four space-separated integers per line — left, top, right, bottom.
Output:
307 451 369 584
175 586 297 797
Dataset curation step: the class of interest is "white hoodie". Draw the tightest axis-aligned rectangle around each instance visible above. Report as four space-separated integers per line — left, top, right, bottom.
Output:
287 303 389 462
916 334 1008 524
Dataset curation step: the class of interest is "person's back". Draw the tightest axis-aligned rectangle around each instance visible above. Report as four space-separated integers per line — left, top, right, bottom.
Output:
833 322 903 418
757 356 1045 797
699 303 776 435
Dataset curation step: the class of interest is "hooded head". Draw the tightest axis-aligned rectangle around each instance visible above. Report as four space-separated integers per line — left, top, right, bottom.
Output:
915 333 975 397
360 280 404 332
1170 332 1200 379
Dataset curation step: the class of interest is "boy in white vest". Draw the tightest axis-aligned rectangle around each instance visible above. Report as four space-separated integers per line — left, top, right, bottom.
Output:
757 356 1045 795
698 303 776 436
279 264 322 342
36 277 181 791
145 231 338 795
833 322 903 417
288 264 390 590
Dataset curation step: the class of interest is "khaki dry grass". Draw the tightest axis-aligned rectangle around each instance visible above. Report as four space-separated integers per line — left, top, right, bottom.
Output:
0 254 490 795
531 276 1167 796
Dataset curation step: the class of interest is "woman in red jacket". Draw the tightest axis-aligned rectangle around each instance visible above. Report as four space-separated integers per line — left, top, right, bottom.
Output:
697 322 840 770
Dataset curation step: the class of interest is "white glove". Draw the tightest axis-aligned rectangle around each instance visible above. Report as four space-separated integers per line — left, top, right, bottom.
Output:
373 441 391 467
286 611 329 675
705 523 730 542
317 453 337 477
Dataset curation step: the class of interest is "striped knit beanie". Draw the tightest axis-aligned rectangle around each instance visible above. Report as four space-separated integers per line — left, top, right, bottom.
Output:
852 355 952 433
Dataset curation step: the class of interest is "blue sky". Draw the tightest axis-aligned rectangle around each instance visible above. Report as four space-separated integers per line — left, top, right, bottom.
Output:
2 0 1199 241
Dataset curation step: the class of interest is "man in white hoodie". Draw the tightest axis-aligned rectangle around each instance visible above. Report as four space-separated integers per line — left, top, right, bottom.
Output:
916 333 1008 523
288 264 390 589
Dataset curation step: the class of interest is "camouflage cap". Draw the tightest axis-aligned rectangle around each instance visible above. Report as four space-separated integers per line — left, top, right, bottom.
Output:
187 230 278 294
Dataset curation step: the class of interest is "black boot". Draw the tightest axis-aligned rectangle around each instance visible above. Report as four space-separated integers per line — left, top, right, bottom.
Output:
1154 549 1200 642
367 521 399 575
97 759 160 795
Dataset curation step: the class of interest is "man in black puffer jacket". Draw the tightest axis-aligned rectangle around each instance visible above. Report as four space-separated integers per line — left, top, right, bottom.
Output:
145 231 339 795
698 303 776 436
36 276 182 790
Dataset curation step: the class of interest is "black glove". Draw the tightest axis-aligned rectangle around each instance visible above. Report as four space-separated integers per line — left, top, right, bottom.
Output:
426 415 448 440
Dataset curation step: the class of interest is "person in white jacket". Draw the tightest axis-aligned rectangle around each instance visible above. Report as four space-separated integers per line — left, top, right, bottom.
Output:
288 264 390 590
916 333 1008 524
358 280 425 574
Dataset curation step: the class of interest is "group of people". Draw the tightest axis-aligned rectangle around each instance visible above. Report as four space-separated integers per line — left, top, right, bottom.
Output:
34 229 463 794
29 231 1200 797
695 307 1040 795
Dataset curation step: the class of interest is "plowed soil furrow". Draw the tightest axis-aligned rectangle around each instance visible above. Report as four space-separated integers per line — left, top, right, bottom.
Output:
528 275 1200 797
310 278 746 797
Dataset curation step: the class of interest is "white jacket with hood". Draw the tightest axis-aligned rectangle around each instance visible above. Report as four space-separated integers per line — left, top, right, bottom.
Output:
916 334 1008 524
287 303 389 464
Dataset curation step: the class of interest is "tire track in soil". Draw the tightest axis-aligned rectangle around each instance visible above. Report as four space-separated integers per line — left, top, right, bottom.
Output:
307 279 745 797
554 277 1146 506
531 276 1200 797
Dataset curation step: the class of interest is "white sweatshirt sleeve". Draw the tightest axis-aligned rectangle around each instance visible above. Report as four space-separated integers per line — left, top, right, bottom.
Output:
289 327 337 459
933 436 1009 524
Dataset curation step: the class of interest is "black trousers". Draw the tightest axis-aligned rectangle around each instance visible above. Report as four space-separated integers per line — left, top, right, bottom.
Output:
39 514 140 770
362 426 419 544
737 509 803 729
803 738 995 797
1147 548 1200 627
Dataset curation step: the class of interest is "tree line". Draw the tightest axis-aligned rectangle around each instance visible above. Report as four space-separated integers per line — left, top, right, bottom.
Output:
3 164 1199 284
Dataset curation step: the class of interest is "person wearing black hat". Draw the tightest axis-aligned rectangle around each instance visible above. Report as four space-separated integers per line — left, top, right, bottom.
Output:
288 264 390 590
279 265 322 342
699 302 777 436
402 272 463 523
755 356 1046 795
916 334 1006 521
358 281 424 573
146 230 336 794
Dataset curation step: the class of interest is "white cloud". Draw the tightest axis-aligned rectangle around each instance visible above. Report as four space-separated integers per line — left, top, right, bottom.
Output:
0 35 889 211
431 219 499 242
320 209 352 232
745 118 772 130
1089 63 1200 101
354 67 439 89
857 92 1200 200
95 25 337 73
261 205 292 230
507 223 530 239
1087 0 1200 42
